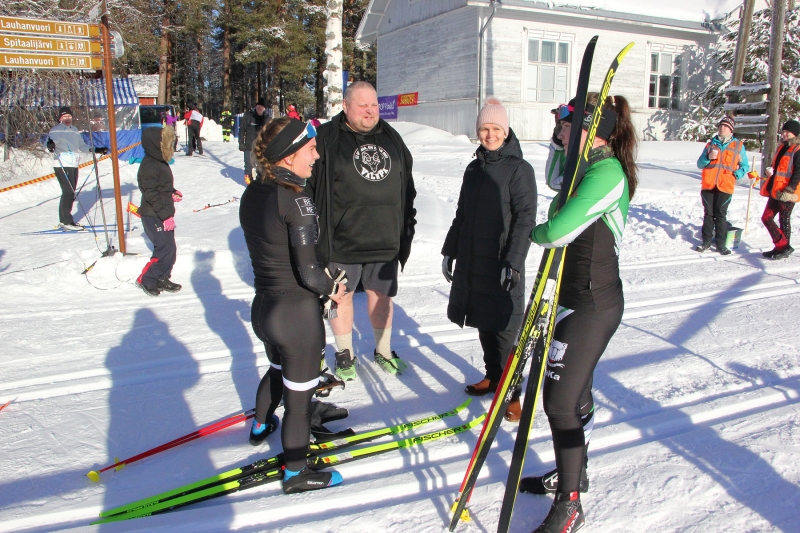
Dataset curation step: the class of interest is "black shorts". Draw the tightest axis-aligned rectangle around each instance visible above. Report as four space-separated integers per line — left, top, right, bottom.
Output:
329 260 399 297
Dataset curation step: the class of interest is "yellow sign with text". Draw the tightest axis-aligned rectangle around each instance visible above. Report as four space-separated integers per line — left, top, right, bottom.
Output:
0 52 102 70
0 35 101 54
0 16 100 38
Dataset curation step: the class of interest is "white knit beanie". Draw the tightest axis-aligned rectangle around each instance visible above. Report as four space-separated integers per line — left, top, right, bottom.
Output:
476 97 509 137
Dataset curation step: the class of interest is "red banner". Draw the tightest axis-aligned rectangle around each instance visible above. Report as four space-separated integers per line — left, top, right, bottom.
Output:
398 92 418 107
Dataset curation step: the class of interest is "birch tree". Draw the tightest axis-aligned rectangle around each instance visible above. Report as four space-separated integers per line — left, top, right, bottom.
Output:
324 0 343 118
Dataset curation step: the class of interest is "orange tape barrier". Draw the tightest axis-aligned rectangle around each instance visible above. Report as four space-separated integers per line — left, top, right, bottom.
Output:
0 142 142 194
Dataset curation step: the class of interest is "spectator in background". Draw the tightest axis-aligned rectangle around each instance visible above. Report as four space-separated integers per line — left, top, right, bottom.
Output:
186 104 204 156
759 120 800 260
286 104 301 120
695 116 749 255
45 106 108 231
239 99 268 184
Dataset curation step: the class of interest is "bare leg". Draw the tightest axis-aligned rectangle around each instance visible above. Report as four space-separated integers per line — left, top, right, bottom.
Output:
366 289 393 329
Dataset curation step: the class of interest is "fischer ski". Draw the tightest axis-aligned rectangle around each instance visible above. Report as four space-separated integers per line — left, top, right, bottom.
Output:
448 35 599 532
496 41 637 533
95 409 483 524
98 398 472 520
192 197 238 212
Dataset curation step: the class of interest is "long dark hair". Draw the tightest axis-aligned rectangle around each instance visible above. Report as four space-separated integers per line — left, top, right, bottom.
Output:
603 95 638 199
251 116 303 192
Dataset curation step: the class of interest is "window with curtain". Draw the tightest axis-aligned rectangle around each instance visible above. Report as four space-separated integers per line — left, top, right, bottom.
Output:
526 39 570 103
649 52 682 110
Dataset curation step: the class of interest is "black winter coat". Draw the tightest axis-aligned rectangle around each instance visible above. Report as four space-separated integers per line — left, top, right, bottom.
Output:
238 108 267 152
442 129 537 332
306 112 417 269
137 128 176 220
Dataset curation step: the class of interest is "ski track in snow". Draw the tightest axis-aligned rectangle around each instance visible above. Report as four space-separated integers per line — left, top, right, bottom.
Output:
0 128 797 532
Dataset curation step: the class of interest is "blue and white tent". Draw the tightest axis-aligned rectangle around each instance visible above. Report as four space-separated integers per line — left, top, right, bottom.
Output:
0 77 138 108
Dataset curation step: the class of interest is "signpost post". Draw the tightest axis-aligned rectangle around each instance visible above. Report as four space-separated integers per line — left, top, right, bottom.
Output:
0 10 126 253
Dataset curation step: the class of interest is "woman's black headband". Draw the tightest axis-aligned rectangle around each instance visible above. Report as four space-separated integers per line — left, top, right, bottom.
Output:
264 120 317 163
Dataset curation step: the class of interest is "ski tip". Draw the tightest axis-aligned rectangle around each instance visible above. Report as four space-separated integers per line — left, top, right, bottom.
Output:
87 470 100 483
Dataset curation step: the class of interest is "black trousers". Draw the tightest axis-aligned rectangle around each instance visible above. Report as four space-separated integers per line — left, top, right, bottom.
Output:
478 328 518 385
187 121 202 155
542 302 623 493
700 188 732 246
55 166 78 225
139 215 177 286
251 294 324 471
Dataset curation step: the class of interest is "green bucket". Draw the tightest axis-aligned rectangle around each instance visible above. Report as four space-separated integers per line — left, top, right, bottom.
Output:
725 227 743 250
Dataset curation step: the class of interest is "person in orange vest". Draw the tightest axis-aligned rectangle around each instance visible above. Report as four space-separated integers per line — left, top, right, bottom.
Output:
759 120 800 260
695 116 749 255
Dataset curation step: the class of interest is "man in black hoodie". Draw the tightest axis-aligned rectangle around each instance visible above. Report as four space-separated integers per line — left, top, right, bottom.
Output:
239 99 268 183
307 81 416 381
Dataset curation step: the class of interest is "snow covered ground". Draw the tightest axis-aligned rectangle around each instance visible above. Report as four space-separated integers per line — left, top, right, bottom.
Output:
0 123 798 533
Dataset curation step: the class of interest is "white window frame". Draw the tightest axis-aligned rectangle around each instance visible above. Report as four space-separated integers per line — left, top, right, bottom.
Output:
647 43 685 111
522 32 573 104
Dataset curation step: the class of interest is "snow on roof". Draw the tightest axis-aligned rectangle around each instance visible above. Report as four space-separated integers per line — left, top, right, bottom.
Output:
533 1 747 23
128 74 159 98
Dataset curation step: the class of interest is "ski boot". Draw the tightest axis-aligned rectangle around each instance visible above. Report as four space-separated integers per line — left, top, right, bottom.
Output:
334 349 357 381
282 467 342 494
157 278 182 293
249 415 279 446
532 491 585 533
374 350 408 375
520 455 589 495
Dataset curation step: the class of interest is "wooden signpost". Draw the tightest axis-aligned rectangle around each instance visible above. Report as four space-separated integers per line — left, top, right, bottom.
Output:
0 9 127 253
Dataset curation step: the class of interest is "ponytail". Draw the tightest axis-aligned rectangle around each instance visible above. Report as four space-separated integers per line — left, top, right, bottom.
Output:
604 95 638 199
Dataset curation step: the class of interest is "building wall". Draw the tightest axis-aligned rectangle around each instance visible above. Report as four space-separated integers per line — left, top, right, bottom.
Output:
376 3 718 141
378 6 479 137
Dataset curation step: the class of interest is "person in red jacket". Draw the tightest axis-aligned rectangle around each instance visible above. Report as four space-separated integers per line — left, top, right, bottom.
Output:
695 116 749 255
286 104 301 120
759 120 800 260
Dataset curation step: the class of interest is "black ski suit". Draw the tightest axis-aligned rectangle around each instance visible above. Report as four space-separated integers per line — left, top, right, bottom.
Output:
137 127 178 287
239 108 267 177
442 129 537 381
239 167 335 472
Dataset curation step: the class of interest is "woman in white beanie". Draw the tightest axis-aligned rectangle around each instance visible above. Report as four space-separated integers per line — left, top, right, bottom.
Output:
441 97 537 422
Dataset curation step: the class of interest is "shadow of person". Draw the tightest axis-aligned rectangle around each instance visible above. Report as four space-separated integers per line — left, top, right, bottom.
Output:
191 250 259 410
101 308 232 530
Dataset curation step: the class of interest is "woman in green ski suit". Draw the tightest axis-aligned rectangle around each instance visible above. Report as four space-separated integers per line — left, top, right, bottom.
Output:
521 95 638 533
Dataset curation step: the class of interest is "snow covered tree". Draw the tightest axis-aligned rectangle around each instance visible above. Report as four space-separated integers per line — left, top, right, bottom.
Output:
679 7 800 142
324 0 343 118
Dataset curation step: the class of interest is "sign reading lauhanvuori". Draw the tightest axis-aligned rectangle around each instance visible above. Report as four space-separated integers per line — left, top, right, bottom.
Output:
0 51 103 70
0 16 99 38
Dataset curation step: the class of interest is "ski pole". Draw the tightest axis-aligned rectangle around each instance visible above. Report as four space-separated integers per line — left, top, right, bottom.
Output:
87 408 256 482
745 156 756 235
0 398 14 414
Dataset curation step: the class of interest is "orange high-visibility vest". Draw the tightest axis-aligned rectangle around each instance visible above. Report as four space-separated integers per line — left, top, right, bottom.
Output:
701 140 743 194
761 142 800 202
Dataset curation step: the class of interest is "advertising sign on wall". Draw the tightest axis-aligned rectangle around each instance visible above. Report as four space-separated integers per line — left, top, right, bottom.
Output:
378 95 398 119
398 92 419 107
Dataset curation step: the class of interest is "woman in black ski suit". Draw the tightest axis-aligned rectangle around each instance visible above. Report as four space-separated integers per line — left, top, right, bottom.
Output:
136 125 183 296
441 97 537 422
239 117 347 494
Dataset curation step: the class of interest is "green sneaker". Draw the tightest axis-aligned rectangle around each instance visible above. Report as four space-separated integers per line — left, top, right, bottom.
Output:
334 349 357 381
373 350 408 375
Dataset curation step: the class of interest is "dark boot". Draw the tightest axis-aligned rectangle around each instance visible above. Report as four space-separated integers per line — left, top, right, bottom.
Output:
136 281 160 297
520 453 589 495
694 242 711 252
282 467 342 494
157 278 182 293
772 246 794 260
532 492 585 533
249 415 279 446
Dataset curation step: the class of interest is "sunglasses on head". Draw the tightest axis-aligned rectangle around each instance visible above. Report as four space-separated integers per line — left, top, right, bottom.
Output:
556 104 574 120
292 122 317 145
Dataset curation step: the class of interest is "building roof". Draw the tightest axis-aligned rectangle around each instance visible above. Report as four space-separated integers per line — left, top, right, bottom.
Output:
128 74 159 98
356 0 755 45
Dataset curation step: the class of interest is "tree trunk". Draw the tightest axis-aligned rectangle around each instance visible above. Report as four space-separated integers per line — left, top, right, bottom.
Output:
196 35 204 110
165 34 173 105
256 61 262 102
763 0 787 171
157 13 169 104
324 0 344 118
222 1 232 112
315 45 325 117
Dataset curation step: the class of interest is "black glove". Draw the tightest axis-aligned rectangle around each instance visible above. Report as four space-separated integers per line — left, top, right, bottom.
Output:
500 263 520 292
95 147 109 155
442 256 454 283
46 139 55 152
552 126 563 147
